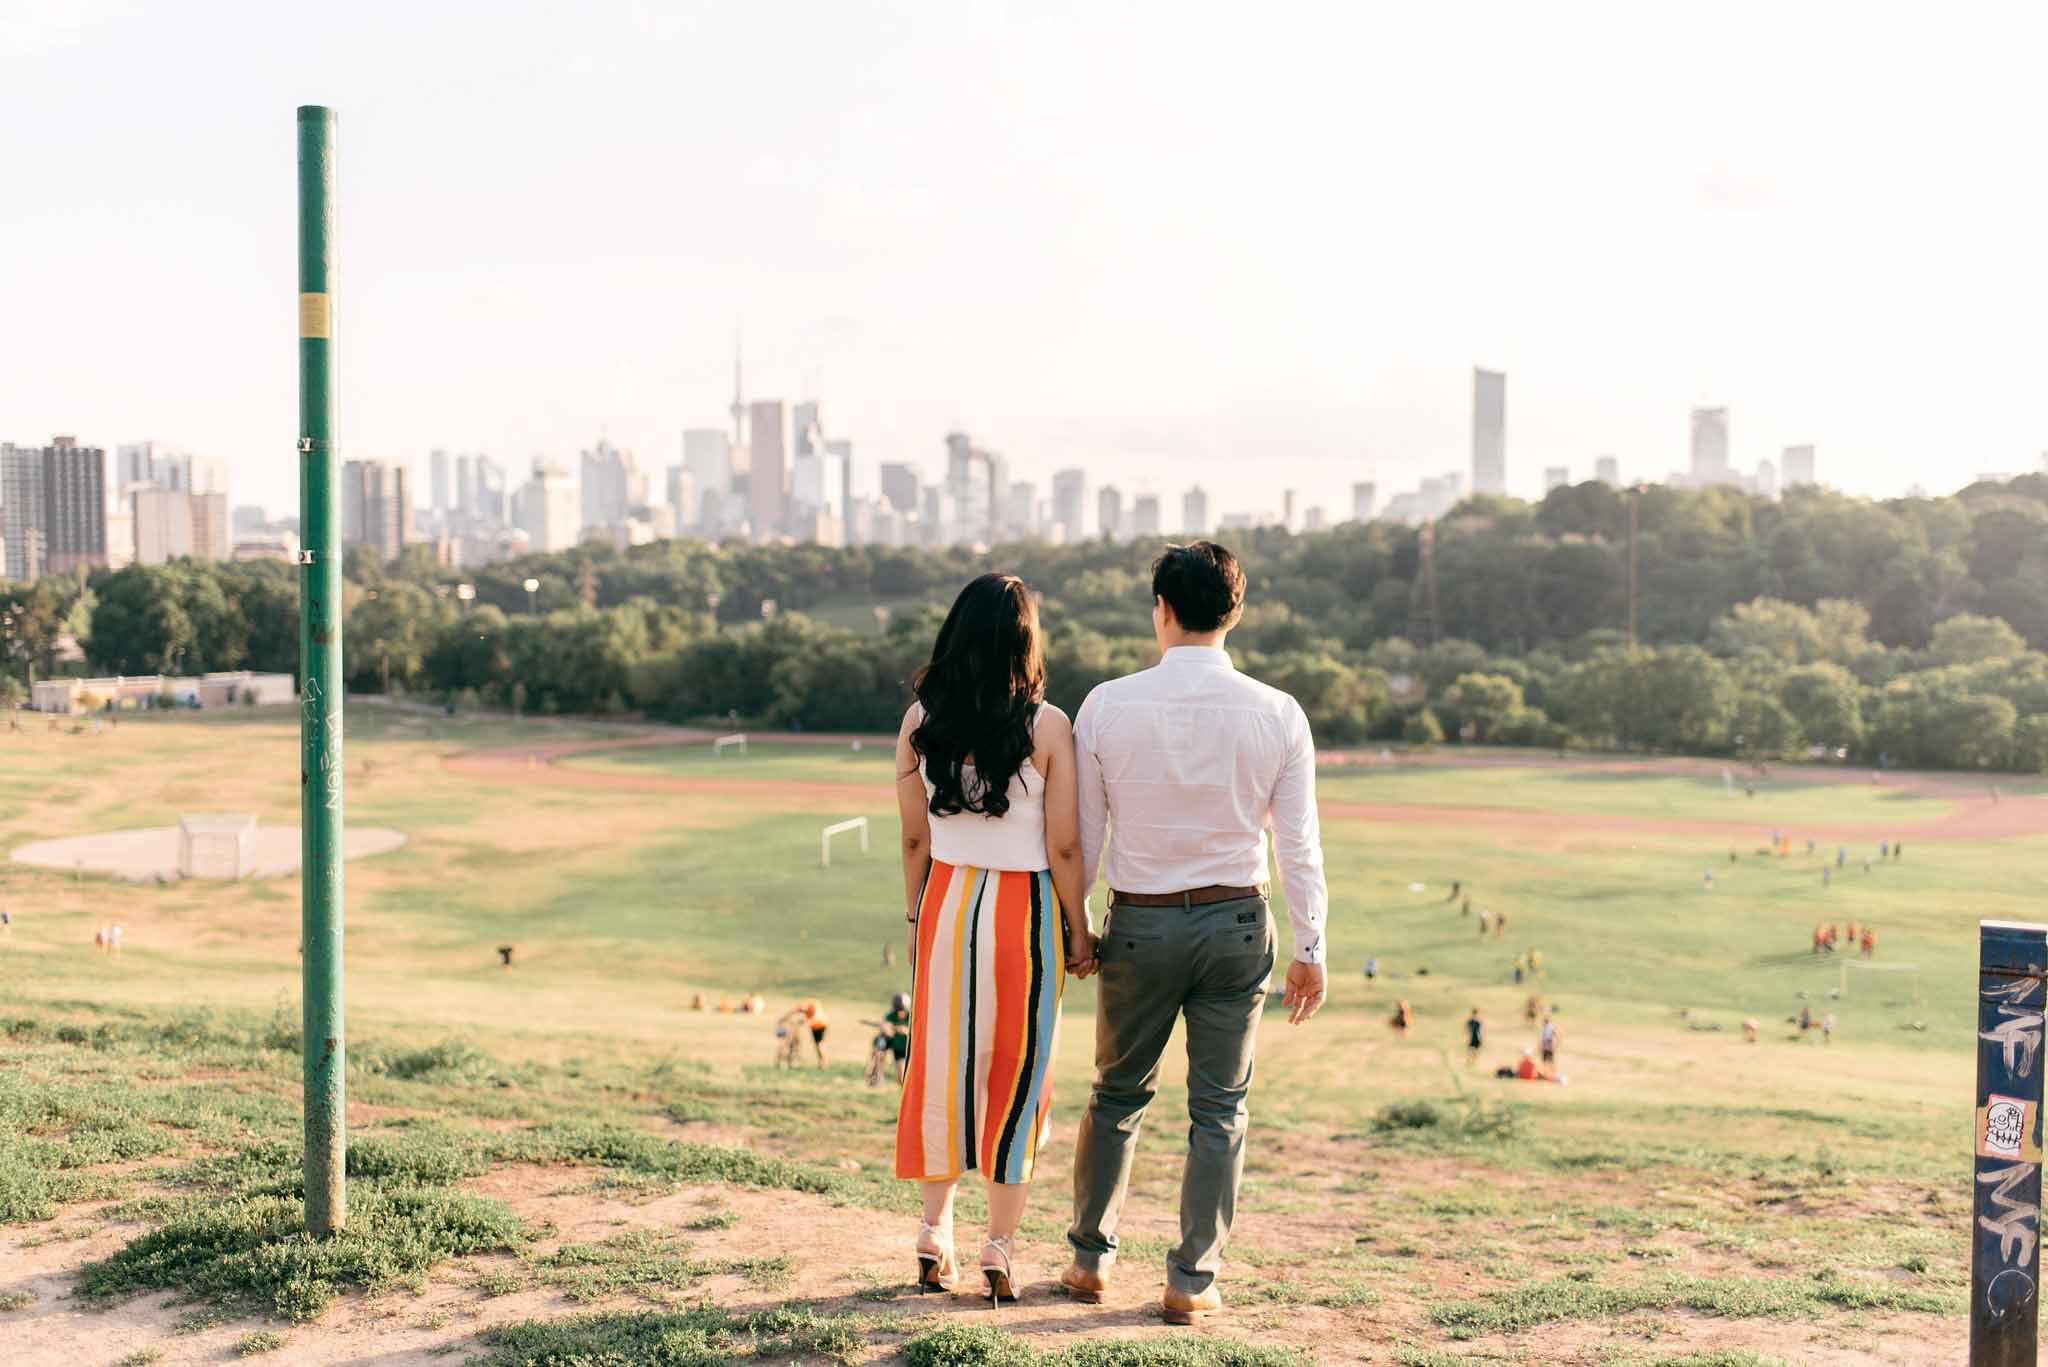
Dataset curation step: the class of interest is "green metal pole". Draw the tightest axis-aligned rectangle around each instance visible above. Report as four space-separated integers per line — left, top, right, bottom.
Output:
297 104 346 1237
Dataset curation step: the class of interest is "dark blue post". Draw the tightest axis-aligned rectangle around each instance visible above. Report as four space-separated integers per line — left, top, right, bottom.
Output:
1974 919 2047 1365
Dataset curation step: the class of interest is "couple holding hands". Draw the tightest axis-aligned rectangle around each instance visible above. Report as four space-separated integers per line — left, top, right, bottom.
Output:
892 541 1329 1323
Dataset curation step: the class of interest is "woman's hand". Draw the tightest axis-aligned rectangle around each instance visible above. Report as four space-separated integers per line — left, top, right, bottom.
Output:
1064 920 1099 979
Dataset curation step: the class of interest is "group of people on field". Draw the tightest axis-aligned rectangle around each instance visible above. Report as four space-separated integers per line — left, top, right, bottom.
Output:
1463 1005 1566 1082
1811 921 1876 957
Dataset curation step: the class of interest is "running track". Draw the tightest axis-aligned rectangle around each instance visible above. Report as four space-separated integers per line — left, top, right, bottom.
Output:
443 730 2048 845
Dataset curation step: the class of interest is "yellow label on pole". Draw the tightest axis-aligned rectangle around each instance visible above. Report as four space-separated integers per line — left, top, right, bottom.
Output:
299 292 332 339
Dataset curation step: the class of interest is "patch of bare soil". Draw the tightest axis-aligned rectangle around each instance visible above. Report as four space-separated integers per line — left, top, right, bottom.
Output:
0 1141 1966 1367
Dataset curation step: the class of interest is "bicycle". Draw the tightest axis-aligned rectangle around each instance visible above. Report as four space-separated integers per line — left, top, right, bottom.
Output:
859 1018 898 1087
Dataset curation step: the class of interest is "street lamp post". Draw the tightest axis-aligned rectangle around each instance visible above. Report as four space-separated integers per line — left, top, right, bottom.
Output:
523 577 539 615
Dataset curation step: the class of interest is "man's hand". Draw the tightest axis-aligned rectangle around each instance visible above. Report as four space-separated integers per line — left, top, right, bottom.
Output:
1065 927 1100 980
1282 959 1327 1025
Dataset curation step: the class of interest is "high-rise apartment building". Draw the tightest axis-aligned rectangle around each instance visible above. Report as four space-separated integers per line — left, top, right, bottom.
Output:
117 441 157 488
1595 456 1620 486
580 438 636 533
1543 466 1570 493
1052 468 1087 540
475 455 506 526
191 491 229 559
1005 481 1037 540
665 467 694 537
680 430 731 532
42 437 107 575
1183 486 1209 535
1 443 46 582
455 454 475 525
1781 444 1816 488
1754 459 1780 501
1304 506 1327 532
133 487 194 563
879 463 919 516
944 432 1002 542
827 438 853 529
341 460 412 560
515 462 579 553
1132 495 1162 538
1690 408 1732 484
748 401 788 538
1097 486 1123 541
1472 368 1507 496
430 449 451 516
1351 481 1376 522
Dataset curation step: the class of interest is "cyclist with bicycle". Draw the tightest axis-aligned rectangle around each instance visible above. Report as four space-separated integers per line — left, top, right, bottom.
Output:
778 1000 829 1067
856 993 915 1085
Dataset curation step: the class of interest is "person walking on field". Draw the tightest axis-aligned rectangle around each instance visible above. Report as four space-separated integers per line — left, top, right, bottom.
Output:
1061 542 1330 1326
892 574 1099 1306
1465 1008 1484 1066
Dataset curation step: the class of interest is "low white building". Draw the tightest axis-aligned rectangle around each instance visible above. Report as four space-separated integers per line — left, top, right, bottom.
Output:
29 671 296 714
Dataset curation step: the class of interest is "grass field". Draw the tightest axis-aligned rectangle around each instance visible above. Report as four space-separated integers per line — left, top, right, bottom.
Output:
2 707 2031 1364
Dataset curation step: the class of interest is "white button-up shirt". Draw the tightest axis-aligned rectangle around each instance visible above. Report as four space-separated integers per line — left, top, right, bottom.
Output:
1074 645 1329 965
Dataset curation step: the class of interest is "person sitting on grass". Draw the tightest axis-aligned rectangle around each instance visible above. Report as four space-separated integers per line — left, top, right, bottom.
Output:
1504 1048 1564 1083
780 1000 829 1066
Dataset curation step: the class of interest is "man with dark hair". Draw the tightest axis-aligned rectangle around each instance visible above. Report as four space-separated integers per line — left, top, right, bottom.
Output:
1061 540 1329 1325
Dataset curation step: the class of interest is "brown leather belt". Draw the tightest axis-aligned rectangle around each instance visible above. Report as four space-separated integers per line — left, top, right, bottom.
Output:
1111 884 1265 908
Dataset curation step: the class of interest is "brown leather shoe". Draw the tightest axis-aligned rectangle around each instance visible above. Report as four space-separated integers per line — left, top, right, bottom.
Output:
1058 1262 1109 1304
1162 1284 1222 1325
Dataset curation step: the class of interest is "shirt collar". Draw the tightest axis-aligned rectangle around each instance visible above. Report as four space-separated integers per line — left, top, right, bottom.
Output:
1161 645 1234 670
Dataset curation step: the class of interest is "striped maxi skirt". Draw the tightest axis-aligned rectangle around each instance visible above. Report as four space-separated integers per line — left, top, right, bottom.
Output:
895 860 1065 1185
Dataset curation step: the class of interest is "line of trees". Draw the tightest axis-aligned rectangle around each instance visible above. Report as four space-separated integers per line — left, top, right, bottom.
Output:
13 475 2048 769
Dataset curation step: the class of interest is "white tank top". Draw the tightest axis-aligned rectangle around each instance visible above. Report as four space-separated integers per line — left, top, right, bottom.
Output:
911 702 1050 873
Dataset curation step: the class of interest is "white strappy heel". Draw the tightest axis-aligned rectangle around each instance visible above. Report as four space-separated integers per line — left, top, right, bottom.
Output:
981 1234 1018 1306
916 1221 957 1293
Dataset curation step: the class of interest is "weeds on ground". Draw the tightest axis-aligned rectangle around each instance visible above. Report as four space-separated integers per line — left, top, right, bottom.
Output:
77 1187 532 1321
1370 1097 1523 1143
682 1207 739 1230
0 1289 35 1311
901 1322 1314 1367
538 1228 795 1303
469 1305 873 1366
234 1329 289 1356
1429 1271 1961 1339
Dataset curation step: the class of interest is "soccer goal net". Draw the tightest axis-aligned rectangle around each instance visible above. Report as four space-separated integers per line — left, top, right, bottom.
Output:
821 817 869 868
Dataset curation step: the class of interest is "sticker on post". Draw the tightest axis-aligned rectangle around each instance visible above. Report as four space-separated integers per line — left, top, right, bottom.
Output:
1981 1093 2034 1160
299 292 331 339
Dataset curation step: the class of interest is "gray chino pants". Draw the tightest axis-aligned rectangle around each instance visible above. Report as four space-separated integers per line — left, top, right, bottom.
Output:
1067 893 1275 1295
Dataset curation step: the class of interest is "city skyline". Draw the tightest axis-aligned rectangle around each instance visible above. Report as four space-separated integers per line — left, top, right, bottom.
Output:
8 6 2048 525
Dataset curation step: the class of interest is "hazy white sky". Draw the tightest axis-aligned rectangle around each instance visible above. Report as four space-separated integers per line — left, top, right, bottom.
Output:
7 1 2047 520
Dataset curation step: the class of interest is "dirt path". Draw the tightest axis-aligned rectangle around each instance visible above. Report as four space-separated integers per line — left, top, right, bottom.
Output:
445 735 2048 843
0 1152 1960 1366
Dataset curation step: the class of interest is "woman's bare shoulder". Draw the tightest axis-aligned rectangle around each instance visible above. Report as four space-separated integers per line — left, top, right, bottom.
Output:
1033 702 1072 741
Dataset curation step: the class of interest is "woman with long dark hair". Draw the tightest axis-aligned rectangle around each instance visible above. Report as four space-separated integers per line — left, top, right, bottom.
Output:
893 572 1097 1305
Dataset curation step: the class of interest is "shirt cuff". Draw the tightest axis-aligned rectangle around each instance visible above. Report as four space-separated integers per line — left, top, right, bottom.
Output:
1292 938 1326 966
